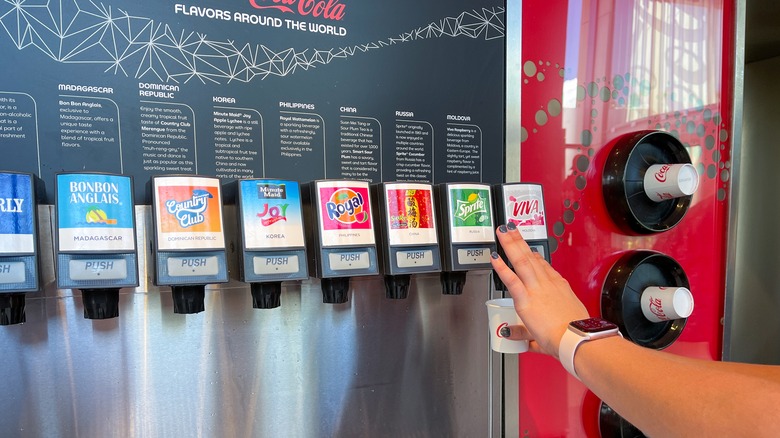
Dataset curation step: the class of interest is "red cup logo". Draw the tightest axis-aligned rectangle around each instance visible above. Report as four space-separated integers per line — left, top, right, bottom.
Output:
496 322 509 338
648 296 667 320
654 164 671 182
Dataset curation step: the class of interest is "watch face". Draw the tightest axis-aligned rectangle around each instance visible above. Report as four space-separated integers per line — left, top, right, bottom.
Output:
570 317 618 333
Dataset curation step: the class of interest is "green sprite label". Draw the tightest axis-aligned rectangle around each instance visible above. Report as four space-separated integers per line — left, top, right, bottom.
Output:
451 188 491 227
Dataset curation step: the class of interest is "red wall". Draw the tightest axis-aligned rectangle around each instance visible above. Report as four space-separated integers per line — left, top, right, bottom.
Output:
515 0 734 435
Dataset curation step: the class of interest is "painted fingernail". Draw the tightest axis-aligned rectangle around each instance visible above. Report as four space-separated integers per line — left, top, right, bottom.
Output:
500 326 511 338
491 251 500 260
506 222 517 231
498 225 508 233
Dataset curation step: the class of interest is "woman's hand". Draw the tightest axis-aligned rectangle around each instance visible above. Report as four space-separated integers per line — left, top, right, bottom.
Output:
490 223 589 358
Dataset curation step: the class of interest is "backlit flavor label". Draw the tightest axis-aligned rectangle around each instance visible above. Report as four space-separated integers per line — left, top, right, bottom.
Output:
0 173 35 254
502 184 547 240
317 181 375 247
239 180 305 249
56 173 136 252
385 183 437 246
154 176 225 251
448 184 494 243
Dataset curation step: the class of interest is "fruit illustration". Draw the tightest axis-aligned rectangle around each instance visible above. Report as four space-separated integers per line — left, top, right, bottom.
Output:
85 207 117 224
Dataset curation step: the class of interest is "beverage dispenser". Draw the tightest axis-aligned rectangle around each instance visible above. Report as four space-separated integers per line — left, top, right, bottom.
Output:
54 172 138 319
225 178 308 308
301 179 378 304
372 182 441 299
492 183 551 290
0 171 42 325
149 175 228 314
435 183 496 295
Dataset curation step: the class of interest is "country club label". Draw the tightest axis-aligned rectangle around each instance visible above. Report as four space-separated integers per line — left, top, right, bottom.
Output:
385 183 437 246
448 184 494 243
154 176 225 251
0 172 35 254
239 179 304 249
317 181 374 247
56 173 135 252
502 184 547 240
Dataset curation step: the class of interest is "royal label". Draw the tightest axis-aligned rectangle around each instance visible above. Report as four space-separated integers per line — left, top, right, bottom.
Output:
317 181 374 248
320 186 371 230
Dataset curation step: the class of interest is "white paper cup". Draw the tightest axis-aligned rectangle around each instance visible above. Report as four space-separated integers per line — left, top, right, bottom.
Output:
640 286 694 322
643 163 699 202
485 298 529 354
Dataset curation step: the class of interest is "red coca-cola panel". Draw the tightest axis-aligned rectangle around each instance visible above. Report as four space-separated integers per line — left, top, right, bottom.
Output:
514 0 735 435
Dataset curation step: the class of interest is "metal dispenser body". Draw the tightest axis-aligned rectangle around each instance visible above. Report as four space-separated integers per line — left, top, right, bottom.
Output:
228 179 308 308
0 171 42 325
149 175 228 313
493 183 551 263
436 182 496 272
54 172 139 319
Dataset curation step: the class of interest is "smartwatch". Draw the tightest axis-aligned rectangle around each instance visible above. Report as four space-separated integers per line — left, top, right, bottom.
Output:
558 317 621 380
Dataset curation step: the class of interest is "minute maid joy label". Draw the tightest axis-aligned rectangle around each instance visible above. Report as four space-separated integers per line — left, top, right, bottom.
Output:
154 176 225 251
448 184 494 243
56 173 135 252
0 172 35 254
317 180 375 247
239 179 304 249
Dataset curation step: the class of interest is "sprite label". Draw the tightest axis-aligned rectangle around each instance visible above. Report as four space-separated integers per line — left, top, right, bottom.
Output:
451 188 491 227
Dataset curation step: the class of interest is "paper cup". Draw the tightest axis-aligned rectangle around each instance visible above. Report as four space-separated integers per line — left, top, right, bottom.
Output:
640 286 694 322
485 298 529 354
643 163 699 202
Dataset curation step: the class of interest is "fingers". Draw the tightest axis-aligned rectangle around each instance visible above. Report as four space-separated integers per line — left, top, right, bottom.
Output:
500 324 532 341
494 224 545 288
500 324 544 354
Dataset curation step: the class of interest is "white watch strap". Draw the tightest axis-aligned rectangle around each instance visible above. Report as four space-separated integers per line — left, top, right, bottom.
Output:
558 328 587 380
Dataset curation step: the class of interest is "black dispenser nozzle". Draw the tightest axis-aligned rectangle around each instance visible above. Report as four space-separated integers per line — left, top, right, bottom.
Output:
250 282 282 309
384 275 411 299
171 285 206 314
0 293 26 325
82 288 120 319
321 277 350 304
440 271 467 295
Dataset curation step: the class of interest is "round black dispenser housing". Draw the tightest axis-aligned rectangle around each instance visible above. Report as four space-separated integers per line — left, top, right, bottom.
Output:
602 130 695 234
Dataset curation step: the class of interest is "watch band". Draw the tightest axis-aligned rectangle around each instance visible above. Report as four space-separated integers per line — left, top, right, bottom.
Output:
558 320 621 381
559 328 587 380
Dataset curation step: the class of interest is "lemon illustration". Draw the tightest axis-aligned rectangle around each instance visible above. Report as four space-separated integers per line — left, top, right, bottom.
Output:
85 207 107 223
467 193 479 203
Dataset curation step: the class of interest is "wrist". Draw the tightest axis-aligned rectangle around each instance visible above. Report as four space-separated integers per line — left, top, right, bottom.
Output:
558 317 621 380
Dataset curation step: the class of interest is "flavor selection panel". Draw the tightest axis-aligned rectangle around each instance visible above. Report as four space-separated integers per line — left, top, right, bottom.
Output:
0 0 505 202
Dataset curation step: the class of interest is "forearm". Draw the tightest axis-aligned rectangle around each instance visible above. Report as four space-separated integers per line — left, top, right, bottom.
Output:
576 337 780 436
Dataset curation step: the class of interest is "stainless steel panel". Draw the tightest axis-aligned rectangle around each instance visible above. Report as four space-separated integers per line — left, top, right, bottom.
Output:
0 207 495 437
728 53 780 364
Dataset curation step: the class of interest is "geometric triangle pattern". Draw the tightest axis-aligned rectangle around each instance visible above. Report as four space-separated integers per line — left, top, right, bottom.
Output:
0 1 505 84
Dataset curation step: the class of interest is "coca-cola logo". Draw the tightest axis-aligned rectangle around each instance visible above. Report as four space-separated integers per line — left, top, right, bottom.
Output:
654 164 671 183
648 296 667 320
249 0 346 21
